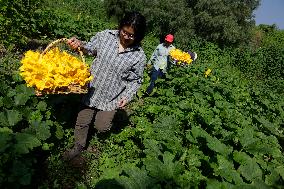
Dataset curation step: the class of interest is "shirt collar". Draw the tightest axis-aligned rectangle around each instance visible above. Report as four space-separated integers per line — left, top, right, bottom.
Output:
163 43 174 49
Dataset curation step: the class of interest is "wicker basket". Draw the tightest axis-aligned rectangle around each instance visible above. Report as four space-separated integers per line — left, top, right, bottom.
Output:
32 38 90 95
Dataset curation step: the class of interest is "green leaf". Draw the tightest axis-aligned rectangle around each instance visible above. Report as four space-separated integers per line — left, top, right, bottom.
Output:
144 151 183 180
146 105 162 114
7 90 17 97
212 155 243 184
265 170 280 185
29 110 43 123
42 143 50 151
36 101 47 111
45 110 51 119
14 93 29 106
191 126 209 139
206 137 233 156
12 72 23 82
143 139 162 157
13 133 41 154
254 116 282 137
0 96 3 107
245 133 282 158
0 132 12 153
237 127 258 148
76 183 88 189
55 122 64 139
0 127 13 134
163 151 183 178
206 179 235 189
118 166 154 189
275 165 284 180
185 131 198 143
6 109 23 127
233 151 263 181
186 145 209 167
2 96 13 108
179 168 205 187
31 121 51 141
15 84 34 95
178 99 190 110
0 111 8 127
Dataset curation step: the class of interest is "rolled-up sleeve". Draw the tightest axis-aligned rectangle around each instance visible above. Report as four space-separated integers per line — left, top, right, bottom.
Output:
122 55 146 102
82 31 103 56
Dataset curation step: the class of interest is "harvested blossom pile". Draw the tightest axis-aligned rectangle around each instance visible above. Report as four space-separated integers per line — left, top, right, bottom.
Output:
169 49 193 65
19 47 93 93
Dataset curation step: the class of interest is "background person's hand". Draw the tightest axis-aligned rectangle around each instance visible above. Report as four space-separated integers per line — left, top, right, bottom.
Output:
118 97 127 109
67 37 81 50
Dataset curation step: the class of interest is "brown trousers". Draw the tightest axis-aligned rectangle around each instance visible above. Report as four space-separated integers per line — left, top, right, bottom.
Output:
74 105 116 148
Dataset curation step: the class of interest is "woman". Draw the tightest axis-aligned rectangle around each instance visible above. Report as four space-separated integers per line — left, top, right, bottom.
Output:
63 11 146 161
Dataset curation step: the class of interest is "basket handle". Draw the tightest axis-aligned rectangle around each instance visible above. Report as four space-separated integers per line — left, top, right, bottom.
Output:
41 38 85 64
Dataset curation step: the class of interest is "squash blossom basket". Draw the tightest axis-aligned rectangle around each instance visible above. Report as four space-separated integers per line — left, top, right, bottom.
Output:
169 49 193 67
19 38 93 95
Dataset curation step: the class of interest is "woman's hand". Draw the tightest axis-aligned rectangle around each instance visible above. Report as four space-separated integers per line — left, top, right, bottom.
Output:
67 37 82 50
118 97 127 109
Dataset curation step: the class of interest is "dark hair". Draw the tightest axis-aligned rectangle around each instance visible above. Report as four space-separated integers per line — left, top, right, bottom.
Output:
118 11 146 45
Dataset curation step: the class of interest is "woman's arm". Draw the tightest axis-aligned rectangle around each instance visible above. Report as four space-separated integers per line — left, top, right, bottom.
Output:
67 32 103 56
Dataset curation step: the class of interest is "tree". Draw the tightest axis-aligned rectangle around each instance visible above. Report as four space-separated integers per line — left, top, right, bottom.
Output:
104 0 195 48
188 0 260 46
104 0 260 47
0 0 44 47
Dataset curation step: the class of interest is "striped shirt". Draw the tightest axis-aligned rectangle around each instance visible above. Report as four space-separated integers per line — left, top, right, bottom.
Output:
81 30 146 111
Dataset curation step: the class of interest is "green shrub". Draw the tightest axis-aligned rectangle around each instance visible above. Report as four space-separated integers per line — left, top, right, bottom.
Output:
0 0 44 47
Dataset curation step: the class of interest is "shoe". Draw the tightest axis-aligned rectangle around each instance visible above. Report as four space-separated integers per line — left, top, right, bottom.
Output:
62 145 84 161
193 52 197 61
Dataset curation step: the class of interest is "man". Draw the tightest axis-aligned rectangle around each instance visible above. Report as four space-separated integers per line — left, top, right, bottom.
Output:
146 34 175 95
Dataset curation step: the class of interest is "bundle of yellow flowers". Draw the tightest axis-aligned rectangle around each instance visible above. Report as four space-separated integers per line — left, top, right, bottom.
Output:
169 49 193 66
19 41 93 95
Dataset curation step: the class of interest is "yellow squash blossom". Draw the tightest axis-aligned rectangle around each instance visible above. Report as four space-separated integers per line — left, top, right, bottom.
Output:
19 47 93 94
205 69 212 77
169 49 193 65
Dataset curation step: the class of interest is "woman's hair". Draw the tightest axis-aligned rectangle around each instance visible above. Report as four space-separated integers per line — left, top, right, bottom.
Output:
118 11 146 45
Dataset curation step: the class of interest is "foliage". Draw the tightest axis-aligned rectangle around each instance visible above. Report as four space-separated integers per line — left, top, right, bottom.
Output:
232 26 284 93
37 0 116 41
1 0 284 188
0 0 44 47
0 52 66 188
190 0 260 46
0 0 116 49
83 57 284 188
104 0 260 46
104 0 195 47
0 1 113 187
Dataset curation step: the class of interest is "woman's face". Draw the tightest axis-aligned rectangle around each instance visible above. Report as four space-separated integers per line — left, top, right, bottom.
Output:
119 26 135 47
